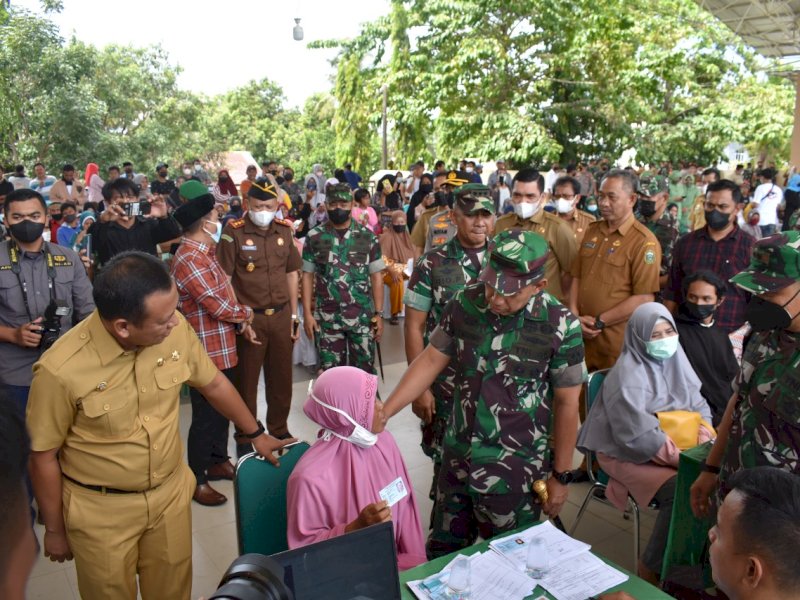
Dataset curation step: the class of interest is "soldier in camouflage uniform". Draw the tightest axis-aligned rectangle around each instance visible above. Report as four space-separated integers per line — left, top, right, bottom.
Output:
637 174 679 289
385 230 587 557
691 231 800 518
403 184 495 502
788 207 800 231
301 184 385 374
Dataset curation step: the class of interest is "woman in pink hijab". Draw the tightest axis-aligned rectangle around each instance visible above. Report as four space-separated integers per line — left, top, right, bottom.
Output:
287 366 426 570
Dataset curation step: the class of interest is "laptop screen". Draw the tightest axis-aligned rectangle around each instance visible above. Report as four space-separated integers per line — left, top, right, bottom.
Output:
270 522 401 600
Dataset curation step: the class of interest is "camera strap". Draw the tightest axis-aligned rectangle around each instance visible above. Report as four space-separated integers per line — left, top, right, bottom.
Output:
8 241 58 322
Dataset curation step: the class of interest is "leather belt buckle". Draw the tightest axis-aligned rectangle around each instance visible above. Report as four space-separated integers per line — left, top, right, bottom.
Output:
264 308 276 316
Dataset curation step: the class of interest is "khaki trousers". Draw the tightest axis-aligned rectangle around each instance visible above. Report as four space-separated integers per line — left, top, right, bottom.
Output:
62 463 195 600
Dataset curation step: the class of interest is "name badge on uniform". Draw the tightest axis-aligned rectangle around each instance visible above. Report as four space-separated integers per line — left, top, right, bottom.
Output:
241 245 257 251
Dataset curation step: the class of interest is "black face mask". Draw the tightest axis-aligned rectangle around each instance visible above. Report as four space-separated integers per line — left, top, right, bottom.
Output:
63 213 77 224
158 171 168 178
229 205 243 216
10 220 45 243
51 212 62 222
434 190 452 208
705 209 731 231
392 224 406 233
418 183 433 195
744 288 800 332
638 200 657 218
327 208 350 225
219 176 229 182
683 301 716 321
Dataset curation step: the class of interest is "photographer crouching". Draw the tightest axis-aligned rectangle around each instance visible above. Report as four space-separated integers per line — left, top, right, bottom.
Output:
89 177 181 268
0 188 94 422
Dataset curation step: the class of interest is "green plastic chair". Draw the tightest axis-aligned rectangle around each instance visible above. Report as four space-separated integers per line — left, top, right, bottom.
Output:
234 442 310 556
570 369 642 571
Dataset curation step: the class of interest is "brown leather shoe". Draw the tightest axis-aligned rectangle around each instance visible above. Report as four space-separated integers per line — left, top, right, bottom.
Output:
193 483 227 506
206 460 235 481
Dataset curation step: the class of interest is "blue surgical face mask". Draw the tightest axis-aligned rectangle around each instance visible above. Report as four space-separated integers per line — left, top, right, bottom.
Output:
310 392 377 448
203 220 222 244
645 334 679 360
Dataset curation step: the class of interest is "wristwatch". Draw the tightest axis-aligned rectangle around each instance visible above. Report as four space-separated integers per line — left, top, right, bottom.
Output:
593 315 606 330
373 311 384 318
551 468 575 485
234 420 265 442
700 461 721 475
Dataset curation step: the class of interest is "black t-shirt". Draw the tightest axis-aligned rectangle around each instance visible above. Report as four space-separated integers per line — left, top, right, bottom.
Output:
89 216 182 266
150 179 176 196
0 179 13 198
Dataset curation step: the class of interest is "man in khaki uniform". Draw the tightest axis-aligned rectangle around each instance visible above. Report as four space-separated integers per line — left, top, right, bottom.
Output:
217 180 301 450
689 167 721 231
495 168 577 303
553 175 596 244
410 170 469 253
27 252 292 600
569 169 661 371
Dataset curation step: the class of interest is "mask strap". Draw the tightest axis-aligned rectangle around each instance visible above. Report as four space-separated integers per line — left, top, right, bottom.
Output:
780 285 800 311
310 392 365 433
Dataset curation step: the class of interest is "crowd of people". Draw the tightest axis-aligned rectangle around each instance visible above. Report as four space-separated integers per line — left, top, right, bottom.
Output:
0 154 799 600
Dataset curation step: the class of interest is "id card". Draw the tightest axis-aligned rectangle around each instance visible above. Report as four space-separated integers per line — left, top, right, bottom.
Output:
379 477 408 507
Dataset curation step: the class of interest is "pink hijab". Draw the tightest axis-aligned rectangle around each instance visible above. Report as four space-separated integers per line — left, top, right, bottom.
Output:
287 367 426 570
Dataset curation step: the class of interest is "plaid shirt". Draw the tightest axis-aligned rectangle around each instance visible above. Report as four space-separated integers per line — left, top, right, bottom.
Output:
664 225 755 331
171 238 252 370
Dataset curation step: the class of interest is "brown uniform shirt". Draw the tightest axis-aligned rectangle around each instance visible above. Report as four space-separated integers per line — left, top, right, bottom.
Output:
689 193 706 231
569 214 661 369
495 209 578 302
560 209 596 244
411 206 443 249
26 311 218 491
217 213 302 309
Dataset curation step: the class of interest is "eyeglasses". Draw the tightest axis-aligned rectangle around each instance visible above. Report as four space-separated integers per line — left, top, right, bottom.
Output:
552 194 576 200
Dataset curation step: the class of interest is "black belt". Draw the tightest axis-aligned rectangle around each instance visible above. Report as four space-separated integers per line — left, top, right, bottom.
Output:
252 303 287 316
63 473 159 495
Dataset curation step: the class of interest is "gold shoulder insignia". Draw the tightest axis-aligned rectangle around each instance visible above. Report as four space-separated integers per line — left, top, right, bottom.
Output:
274 217 292 227
229 218 246 229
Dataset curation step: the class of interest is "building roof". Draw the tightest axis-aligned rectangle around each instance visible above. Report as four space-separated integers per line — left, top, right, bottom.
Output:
695 0 800 58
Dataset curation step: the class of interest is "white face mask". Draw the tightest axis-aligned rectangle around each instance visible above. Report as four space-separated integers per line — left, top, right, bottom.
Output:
513 201 538 220
310 392 377 448
182 168 192 176
42 229 51 243
555 198 574 214
249 209 276 228
194 164 202 172
466 166 474 173
203 220 222 243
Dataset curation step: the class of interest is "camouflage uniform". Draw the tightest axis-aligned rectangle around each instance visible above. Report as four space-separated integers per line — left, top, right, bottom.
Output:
788 207 800 231
721 232 800 486
403 186 494 470
426 230 587 557
301 186 385 374
638 175 679 279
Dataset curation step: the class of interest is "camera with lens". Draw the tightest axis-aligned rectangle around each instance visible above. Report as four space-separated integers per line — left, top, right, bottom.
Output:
209 554 293 600
123 200 151 217
40 300 71 350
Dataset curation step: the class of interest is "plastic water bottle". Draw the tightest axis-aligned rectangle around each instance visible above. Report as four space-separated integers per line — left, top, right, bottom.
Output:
525 536 549 578
447 555 470 599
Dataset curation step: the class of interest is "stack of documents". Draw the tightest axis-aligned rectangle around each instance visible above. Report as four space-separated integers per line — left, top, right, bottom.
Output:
407 521 628 600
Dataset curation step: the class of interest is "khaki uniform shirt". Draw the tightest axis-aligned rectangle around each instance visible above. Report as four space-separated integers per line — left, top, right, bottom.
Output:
569 214 661 369
495 209 578 302
26 311 218 491
689 193 706 231
560 209 596 244
217 214 302 309
410 206 443 249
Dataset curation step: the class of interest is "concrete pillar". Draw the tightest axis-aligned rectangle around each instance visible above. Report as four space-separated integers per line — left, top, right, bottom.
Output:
791 77 800 168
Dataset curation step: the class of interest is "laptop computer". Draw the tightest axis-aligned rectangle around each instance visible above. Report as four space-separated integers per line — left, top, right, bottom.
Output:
270 521 402 600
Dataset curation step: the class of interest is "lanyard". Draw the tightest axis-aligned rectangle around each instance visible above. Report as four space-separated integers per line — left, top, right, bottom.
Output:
8 242 57 322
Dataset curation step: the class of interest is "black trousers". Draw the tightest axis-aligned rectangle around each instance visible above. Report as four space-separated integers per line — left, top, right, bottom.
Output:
188 367 233 484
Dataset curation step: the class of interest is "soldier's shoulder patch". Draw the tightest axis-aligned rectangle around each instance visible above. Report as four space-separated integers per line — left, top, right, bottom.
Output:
229 218 246 229
220 233 234 243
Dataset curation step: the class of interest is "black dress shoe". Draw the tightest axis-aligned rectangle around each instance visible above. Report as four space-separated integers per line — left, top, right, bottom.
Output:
206 461 235 481
193 483 227 506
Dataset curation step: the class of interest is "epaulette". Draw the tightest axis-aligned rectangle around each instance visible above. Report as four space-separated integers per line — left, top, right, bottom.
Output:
274 217 293 228
229 218 246 229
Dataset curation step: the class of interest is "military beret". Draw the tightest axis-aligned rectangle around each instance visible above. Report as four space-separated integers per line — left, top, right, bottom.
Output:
454 183 495 215
173 195 215 229
730 231 800 294
478 229 549 296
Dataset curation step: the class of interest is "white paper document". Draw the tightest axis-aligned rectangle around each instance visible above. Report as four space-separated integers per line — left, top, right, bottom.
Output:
538 552 629 600
407 551 535 600
488 520 591 572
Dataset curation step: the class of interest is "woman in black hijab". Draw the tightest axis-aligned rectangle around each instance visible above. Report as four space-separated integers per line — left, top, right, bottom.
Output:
406 172 433 233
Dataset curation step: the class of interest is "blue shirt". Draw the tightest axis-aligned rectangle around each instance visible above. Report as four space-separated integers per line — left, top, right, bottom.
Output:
57 223 81 248
343 170 362 190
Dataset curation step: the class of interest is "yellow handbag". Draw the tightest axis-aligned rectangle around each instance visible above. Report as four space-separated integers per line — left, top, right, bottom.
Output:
656 410 716 450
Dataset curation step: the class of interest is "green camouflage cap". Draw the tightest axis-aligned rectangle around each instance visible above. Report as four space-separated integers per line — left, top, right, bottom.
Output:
326 183 353 203
454 183 495 215
730 231 800 294
478 229 549 295
638 174 669 198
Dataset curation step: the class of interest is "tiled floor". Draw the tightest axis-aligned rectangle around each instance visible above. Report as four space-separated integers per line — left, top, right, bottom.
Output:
26 322 659 599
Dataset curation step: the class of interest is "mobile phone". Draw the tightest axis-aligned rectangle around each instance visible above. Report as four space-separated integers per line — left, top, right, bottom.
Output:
85 233 92 263
123 200 151 217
